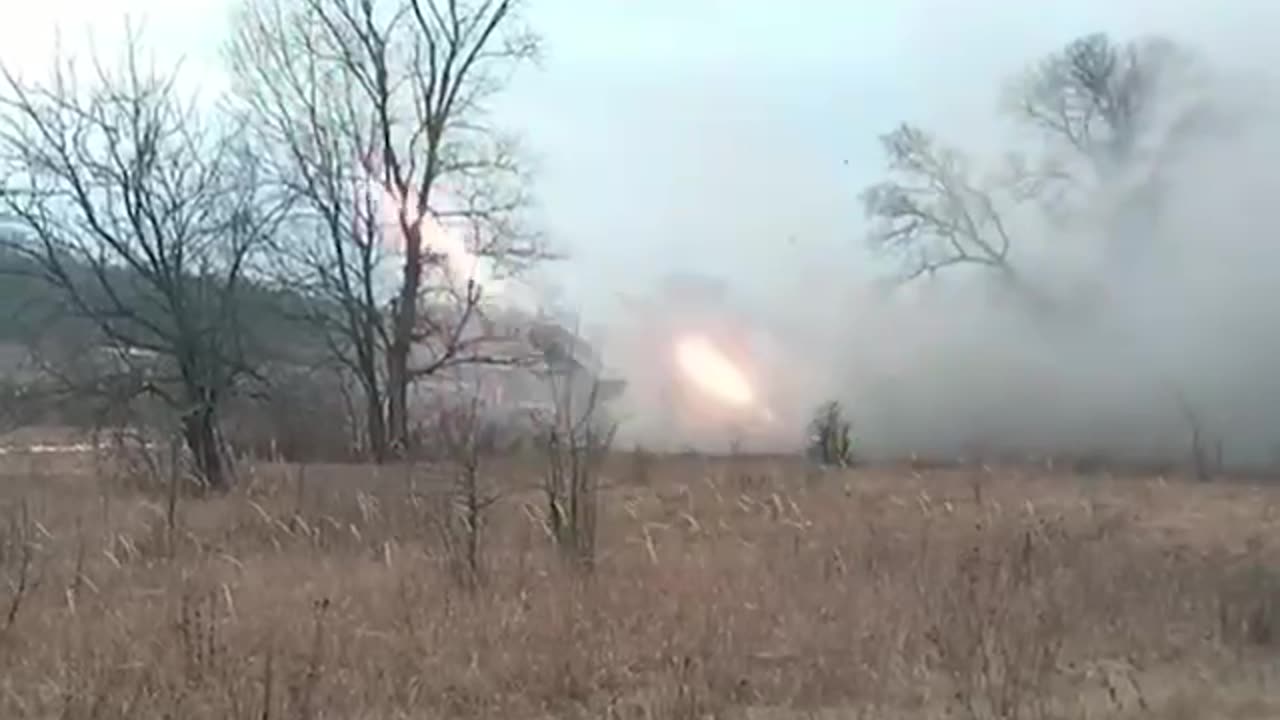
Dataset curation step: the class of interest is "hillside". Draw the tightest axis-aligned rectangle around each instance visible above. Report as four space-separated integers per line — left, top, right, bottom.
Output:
0 249 323 362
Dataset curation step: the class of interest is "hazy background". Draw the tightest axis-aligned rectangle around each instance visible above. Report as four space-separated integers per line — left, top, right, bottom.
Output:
6 1 1280 462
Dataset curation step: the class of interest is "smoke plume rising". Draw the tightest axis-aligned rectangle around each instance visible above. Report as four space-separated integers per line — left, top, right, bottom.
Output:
592 36 1280 468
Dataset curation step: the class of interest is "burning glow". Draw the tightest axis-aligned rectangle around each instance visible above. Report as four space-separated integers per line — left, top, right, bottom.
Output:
356 155 500 296
674 334 757 409
380 185 491 287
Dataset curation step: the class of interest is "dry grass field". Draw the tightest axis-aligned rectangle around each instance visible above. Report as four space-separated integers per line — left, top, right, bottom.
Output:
3 447 1280 719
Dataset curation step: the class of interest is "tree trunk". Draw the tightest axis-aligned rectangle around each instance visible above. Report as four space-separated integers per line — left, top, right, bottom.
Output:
387 221 424 458
386 343 409 458
365 386 388 464
349 330 389 463
182 406 229 493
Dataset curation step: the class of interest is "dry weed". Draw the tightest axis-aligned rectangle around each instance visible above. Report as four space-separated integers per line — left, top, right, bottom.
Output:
0 457 1277 718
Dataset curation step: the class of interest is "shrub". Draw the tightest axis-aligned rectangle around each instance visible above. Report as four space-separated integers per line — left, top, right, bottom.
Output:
807 400 855 467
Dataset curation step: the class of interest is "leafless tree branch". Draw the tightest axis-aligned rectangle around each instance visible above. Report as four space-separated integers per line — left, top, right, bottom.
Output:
862 124 1014 282
0 27 285 490
1003 32 1212 222
227 0 544 460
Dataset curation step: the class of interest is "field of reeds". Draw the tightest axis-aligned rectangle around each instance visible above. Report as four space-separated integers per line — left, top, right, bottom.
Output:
2 446 1280 719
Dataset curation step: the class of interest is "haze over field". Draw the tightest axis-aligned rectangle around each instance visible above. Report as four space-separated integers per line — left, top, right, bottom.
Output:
5 1 1280 462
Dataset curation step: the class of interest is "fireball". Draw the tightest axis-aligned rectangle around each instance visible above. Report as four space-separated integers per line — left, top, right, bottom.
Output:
673 333 761 413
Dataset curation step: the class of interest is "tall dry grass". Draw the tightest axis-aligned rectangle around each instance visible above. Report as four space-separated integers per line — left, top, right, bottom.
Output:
1 451 1280 718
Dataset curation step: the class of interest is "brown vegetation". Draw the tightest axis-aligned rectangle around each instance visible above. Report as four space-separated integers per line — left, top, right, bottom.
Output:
1 450 1280 719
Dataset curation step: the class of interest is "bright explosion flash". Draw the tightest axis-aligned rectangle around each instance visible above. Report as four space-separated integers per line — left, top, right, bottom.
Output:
381 186 490 288
356 157 499 297
674 334 757 410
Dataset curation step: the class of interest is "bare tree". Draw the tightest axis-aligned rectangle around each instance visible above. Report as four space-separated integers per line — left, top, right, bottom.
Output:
1010 34 1203 175
227 0 542 461
861 124 1016 283
861 38 1210 304
1173 388 1223 482
1003 33 1216 256
431 386 502 588
531 321 620 572
860 36 1236 476
0 29 282 491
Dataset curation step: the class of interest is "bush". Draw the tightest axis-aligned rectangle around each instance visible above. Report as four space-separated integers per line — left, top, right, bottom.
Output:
807 400 855 467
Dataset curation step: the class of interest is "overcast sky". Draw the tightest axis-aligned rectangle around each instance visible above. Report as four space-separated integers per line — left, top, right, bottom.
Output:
4 0 1279 322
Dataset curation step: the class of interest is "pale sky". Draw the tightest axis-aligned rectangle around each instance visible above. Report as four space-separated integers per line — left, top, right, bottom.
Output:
4 0 1279 323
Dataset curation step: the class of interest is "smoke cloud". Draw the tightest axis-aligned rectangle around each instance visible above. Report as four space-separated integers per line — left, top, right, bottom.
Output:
570 33 1280 467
